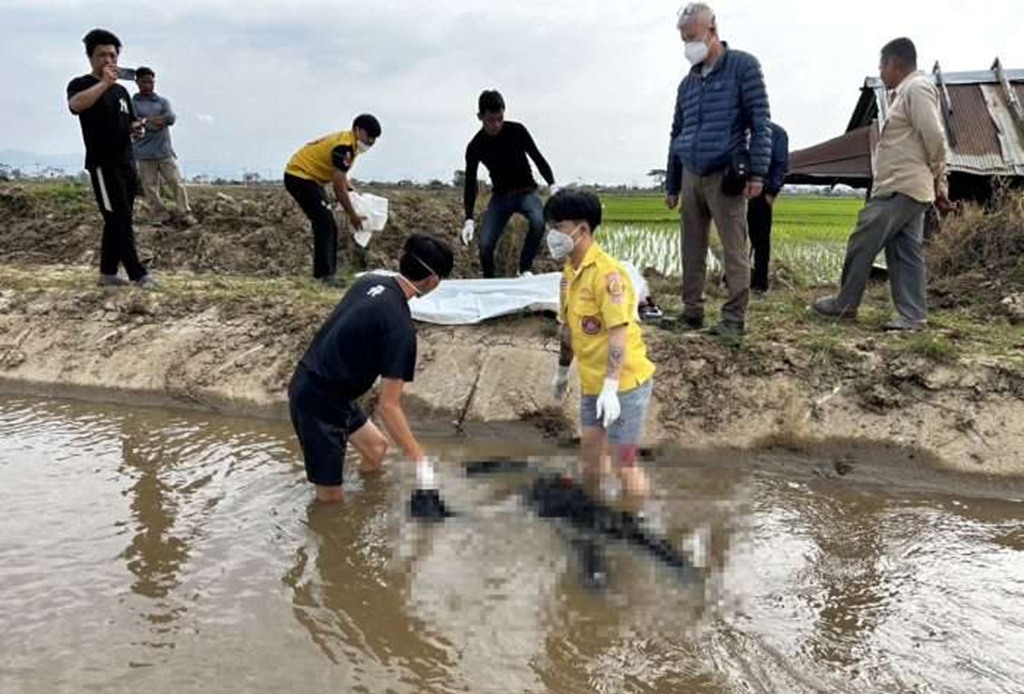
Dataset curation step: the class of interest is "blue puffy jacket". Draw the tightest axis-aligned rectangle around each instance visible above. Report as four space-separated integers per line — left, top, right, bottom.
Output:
666 45 772 195
765 122 789 196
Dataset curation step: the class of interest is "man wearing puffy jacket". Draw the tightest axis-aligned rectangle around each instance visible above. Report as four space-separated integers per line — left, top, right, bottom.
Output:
664 3 772 337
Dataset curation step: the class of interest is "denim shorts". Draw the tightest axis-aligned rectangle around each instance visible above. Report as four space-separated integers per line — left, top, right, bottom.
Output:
580 378 653 445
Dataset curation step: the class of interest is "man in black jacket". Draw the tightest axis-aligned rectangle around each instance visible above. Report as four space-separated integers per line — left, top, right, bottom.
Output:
747 122 789 293
461 90 558 278
67 28 155 288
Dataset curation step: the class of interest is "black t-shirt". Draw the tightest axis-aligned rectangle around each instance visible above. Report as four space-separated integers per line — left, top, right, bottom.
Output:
300 274 417 400
464 120 555 218
66 74 136 169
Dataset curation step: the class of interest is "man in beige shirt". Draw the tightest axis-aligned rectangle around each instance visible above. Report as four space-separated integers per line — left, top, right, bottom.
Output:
813 37 950 330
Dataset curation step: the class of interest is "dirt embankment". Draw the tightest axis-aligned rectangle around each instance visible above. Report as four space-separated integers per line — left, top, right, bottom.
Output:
1 183 1022 476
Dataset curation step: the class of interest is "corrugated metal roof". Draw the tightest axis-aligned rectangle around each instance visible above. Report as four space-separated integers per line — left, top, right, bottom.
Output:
818 63 1024 182
788 126 874 185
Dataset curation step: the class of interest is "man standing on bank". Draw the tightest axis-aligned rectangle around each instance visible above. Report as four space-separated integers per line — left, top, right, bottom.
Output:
284 114 382 288
289 233 454 504
461 90 558 278
747 121 789 294
548 190 656 500
665 3 771 337
132 66 197 227
812 38 950 331
67 28 156 288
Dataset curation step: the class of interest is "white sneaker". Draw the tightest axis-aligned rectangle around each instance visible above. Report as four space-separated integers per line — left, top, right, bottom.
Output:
136 274 160 290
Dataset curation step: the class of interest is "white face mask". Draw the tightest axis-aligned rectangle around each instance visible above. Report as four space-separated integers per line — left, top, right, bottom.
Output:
546 225 578 261
684 40 709 65
356 140 372 154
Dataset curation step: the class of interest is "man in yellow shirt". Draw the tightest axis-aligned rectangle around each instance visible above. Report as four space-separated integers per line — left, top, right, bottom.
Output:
284 114 381 287
547 190 656 499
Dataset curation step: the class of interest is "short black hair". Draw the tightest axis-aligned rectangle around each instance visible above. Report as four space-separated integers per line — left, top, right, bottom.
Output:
400 234 454 281
478 90 505 115
544 189 602 232
881 37 917 70
352 114 381 138
83 29 121 57
135 66 154 79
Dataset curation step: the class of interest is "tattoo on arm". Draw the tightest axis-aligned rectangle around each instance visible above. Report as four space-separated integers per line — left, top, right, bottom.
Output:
606 326 627 379
607 345 624 374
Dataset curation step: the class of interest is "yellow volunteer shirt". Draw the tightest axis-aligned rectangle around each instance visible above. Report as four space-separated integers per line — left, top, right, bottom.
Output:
560 243 655 396
285 130 358 184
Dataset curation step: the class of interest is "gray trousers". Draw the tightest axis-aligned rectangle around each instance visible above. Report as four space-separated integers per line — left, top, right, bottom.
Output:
137 157 191 215
680 169 750 325
836 193 929 322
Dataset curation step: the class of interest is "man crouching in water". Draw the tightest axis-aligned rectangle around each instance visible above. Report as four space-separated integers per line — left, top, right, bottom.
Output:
547 190 656 501
289 233 454 503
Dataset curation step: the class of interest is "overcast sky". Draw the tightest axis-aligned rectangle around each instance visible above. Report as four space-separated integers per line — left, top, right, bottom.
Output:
2 0 1023 184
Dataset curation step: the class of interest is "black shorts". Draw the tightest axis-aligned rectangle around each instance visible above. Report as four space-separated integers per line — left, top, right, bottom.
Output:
288 364 368 486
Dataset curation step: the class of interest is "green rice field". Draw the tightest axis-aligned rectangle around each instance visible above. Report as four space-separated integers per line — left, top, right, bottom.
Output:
597 194 862 286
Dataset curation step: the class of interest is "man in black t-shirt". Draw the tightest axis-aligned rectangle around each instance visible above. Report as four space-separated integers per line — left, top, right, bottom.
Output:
461 90 558 278
67 28 154 288
289 233 454 504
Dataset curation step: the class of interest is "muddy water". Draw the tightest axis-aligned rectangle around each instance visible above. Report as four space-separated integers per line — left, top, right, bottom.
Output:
1 395 1023 694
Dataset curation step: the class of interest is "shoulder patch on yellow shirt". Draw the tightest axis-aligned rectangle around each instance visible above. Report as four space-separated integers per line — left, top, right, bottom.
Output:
606 271 624 305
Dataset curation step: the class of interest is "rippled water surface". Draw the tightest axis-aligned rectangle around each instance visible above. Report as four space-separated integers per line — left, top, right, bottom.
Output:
1 395 1023 693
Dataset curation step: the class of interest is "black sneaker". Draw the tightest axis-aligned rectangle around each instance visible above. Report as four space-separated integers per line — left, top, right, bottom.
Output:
707 321 746 338
681 315 704 331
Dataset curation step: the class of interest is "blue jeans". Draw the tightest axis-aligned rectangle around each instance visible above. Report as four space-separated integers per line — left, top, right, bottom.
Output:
479 191 545 278
580 379 654 445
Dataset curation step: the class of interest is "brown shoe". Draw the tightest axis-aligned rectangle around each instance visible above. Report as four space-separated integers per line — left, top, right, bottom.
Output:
811 297 858 321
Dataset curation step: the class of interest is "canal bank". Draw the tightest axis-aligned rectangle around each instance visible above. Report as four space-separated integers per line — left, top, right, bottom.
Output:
1 263 1021 477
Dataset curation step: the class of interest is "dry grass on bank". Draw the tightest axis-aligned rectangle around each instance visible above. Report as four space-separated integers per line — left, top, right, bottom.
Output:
929 190 1024 321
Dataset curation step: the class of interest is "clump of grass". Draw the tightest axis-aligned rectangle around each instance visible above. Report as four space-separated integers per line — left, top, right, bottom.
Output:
801 334 847 368
905 334 959 363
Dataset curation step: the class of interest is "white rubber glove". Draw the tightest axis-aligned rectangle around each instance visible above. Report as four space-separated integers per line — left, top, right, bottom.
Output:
595 378 621 429
552 364 570 400
461 219 475 246
415 458 436 490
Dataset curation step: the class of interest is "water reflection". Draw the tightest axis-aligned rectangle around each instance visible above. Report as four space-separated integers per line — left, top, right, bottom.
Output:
1 395 1023 693
119 422 189 601
284 480 457 692
799 490 890 673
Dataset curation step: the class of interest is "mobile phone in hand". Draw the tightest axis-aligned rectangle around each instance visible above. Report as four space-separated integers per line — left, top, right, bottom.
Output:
116 67 136 81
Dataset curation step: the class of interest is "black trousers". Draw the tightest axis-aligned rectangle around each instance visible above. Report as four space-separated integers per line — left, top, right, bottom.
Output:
284 173 338 279
747 194 773 291
88 163 147 280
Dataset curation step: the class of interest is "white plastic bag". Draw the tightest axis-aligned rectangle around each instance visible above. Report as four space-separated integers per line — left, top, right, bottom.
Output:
392 261 649 325
348 192 389 247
